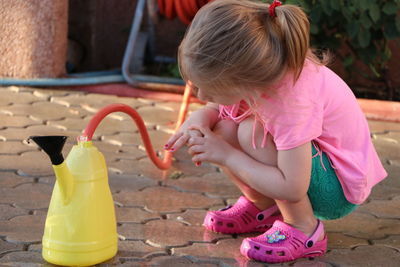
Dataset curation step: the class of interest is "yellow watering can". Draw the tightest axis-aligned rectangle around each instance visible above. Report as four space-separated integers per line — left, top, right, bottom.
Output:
30 135 118 266
29 89 192 266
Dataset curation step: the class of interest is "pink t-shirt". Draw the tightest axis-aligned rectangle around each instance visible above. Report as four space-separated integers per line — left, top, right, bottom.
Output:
219 60 387 204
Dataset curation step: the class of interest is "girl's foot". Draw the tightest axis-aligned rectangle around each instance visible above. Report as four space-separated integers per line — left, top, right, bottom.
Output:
203 196 282 234
240 219 327 263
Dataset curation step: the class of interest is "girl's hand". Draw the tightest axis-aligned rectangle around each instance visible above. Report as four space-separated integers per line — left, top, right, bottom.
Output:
164 103 219 152
186 125 235 166
164 129 203 152
165 128 203 167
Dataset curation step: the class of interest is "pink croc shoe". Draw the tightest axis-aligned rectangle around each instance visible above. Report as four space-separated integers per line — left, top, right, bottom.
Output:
240 219 327 263
203 196 282 234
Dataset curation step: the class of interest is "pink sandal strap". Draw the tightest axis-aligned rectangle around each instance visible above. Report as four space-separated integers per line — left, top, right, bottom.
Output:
305 219 324 248
240 219 327 263
256 205 279 222
218 204 232 211
203 196 282 234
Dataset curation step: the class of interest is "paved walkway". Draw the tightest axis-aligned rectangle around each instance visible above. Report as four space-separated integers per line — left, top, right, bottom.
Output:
0 86 399 266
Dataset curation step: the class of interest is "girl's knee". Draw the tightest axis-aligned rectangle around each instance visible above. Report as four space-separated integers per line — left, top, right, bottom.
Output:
213 119 240 148
238 117 277 165
237 117 255 149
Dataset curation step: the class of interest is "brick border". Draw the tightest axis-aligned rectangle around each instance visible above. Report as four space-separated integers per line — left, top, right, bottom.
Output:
358 99 400 122
68 84 400 122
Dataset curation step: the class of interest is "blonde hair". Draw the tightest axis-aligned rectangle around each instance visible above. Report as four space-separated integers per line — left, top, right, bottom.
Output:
178 0 326 98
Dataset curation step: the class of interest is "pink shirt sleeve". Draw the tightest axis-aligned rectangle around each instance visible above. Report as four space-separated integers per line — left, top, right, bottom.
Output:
258 63 324 150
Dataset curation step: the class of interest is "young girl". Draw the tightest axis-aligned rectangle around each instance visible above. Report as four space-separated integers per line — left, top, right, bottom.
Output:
164 0 387 263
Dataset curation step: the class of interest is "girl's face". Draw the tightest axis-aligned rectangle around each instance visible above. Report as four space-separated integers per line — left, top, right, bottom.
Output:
195 86 242 105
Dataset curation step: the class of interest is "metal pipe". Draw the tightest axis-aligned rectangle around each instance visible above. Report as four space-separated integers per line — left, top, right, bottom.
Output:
121 0 185 87
0 74 125 87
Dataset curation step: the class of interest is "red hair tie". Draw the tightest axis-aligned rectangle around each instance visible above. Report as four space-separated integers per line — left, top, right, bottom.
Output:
269 0 282 18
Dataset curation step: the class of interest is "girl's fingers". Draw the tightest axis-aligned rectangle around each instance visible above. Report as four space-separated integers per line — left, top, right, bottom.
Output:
164 132 184 149
188 145 204 155
187 129 203 138
188 125 212 136
187 130 203 167
168 134 189 151
187 136 204 146
192 153 204 163
165 129 203 150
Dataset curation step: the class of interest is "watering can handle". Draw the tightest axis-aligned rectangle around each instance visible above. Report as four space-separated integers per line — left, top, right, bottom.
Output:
82 83 193 170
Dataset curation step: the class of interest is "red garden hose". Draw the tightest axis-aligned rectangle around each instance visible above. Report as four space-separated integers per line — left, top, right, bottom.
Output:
80 1 208 169
81 83 193 170
158 0 214 24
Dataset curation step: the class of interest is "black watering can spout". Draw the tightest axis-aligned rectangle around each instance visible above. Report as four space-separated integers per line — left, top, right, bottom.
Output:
29 136 68 165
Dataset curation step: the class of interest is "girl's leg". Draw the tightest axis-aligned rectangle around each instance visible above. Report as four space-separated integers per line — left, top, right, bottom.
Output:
213 119 276 210
202 119 281 234
236 117 321 238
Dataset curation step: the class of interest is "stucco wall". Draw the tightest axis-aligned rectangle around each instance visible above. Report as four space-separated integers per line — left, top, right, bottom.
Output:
0 0 68 78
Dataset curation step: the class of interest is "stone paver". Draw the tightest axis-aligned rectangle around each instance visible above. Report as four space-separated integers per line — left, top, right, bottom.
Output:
141 220 205 247
0 204 29 221
0 214 46 243
368 120 400 133
327 232 369 249
324 211 398 239
109 155 217 180
115 207 161 223
114 186 222 212
108 174 158 194
0 251 44 266
0 113 42 128
358 196 400 219
0 125 78 141
0 239 24 257
173 238 245 261
0 86 399 266
0 171 34 188
102 130 171 151
0 183 52 210
167 209 208 227
324 246 400 266
1 102 84 121
0 86 43 106
164 172 241 198
50 92 146 110
135 105 180 127
0 140 37 155
143 256 197 266
373 235 400 251
116 240 168 260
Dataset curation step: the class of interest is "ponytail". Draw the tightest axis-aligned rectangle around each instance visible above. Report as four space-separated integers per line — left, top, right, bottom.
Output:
274 4 310 79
